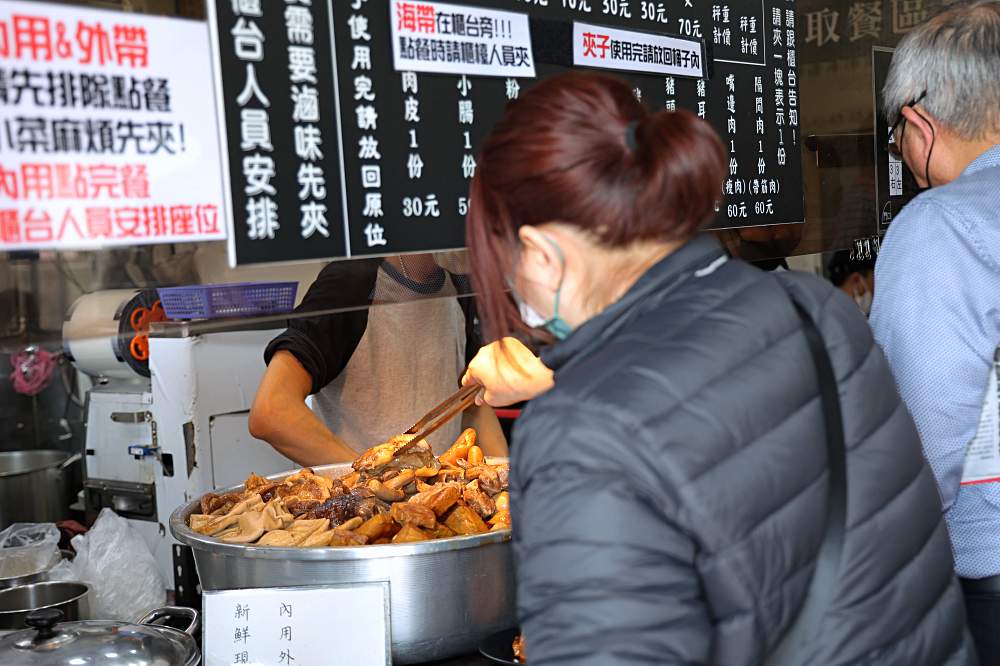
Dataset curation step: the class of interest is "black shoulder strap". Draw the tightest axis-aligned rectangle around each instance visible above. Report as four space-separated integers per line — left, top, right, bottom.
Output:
765 300 848 665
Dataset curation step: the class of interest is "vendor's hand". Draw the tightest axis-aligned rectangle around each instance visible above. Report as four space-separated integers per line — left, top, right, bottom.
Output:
462 338 554 407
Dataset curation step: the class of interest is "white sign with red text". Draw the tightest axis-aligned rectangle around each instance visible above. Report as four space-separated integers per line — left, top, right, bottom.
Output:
961 350 1000 486
390 0 535 78
0 1 225 251
573 21 706 80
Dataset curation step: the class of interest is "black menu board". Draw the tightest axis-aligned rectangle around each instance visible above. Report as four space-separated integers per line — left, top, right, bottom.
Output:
872 46 918 232
210 0 804 265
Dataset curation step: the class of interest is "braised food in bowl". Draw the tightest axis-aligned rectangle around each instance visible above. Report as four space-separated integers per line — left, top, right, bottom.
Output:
187 429 510 547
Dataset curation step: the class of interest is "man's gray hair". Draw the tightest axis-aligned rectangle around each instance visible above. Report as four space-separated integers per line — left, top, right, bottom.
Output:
883 0 1000 139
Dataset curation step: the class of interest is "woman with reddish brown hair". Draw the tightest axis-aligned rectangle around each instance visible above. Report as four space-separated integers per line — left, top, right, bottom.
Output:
463 72 972 665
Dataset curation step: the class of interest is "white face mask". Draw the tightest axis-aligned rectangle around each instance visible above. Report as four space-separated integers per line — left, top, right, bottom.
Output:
518 300 549 328
854 289 873 317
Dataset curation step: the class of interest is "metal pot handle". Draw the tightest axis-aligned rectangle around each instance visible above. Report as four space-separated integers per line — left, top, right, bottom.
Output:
59 453 82 470
137 606 200 636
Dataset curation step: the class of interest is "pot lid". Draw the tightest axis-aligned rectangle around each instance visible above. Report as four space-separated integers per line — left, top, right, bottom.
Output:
0 607 200 666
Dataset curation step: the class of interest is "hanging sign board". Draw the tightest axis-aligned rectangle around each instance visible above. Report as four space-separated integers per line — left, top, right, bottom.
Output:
872 46 919 231
210 0 804 266
572 22 705 79
202 583 391 666
390 1 536 78
0 0 226 251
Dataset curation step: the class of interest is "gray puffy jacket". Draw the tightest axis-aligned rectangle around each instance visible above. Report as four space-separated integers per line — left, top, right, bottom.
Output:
511 235 975 666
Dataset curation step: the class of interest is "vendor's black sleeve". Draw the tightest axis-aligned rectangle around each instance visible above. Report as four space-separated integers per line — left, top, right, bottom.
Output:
264 259 381 395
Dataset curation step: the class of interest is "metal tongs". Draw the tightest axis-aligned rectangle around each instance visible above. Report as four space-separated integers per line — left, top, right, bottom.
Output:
404 383 482 444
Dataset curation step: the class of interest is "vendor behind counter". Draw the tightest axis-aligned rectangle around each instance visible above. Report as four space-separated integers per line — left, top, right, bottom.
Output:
248 253 507 466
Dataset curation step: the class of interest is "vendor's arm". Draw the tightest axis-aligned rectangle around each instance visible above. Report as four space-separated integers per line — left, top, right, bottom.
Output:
249 351 358 465
462 337 554 407
249 260 380 465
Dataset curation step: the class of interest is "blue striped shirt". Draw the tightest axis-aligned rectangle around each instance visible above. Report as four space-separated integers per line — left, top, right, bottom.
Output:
870 143 1000 578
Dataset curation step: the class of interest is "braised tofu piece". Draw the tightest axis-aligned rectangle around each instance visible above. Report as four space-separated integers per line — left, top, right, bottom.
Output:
428 523 456 540
257 530 296 547
444 505 489 535
408 484 461 517
488 510 511 529
392 524 431 544
355 513 395 542
300 529 335 548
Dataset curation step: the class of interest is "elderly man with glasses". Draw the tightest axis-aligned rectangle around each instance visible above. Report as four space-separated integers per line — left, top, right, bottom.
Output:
870 1 1000 662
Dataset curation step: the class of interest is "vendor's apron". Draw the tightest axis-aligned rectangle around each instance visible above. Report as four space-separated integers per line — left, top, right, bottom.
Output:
311 268 466 455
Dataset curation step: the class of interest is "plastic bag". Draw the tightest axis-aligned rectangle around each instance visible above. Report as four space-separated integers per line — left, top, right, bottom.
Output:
45 557 75 582
0 523 60 578
67 508 166 620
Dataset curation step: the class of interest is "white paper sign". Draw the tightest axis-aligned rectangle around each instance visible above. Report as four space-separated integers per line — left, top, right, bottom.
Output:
0 1 226 251
573 22 705 79
961 350 1000 486
390 0 536 78
203 584 391 666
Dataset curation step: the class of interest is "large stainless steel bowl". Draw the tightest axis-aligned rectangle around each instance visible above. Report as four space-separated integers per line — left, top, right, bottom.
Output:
170 463 514 664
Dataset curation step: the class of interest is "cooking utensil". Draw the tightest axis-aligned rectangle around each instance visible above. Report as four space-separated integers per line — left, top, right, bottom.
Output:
0 581 90 630
0 605 200 665
0 451 81 529
479 627 521 664
404 383 482 445
170 462 514 665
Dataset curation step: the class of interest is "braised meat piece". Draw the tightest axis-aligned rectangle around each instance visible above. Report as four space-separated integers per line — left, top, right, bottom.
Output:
353 436 435 476
302 489 388 525
463 481 496 520
479 464 510 495
200 491 242 515
329 530 368 546
390 502 436 529
284 498 323 516
275 470 333 502
244 473 271 493
302 494 363 525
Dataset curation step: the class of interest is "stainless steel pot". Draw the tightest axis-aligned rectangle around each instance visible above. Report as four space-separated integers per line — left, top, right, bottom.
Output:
0 551 61 590
0 605 200 665
0 451 81 529
0 581 91 630
170 463 515 664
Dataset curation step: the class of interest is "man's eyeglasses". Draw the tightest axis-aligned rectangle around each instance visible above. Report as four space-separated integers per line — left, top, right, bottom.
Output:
887 90 927 161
